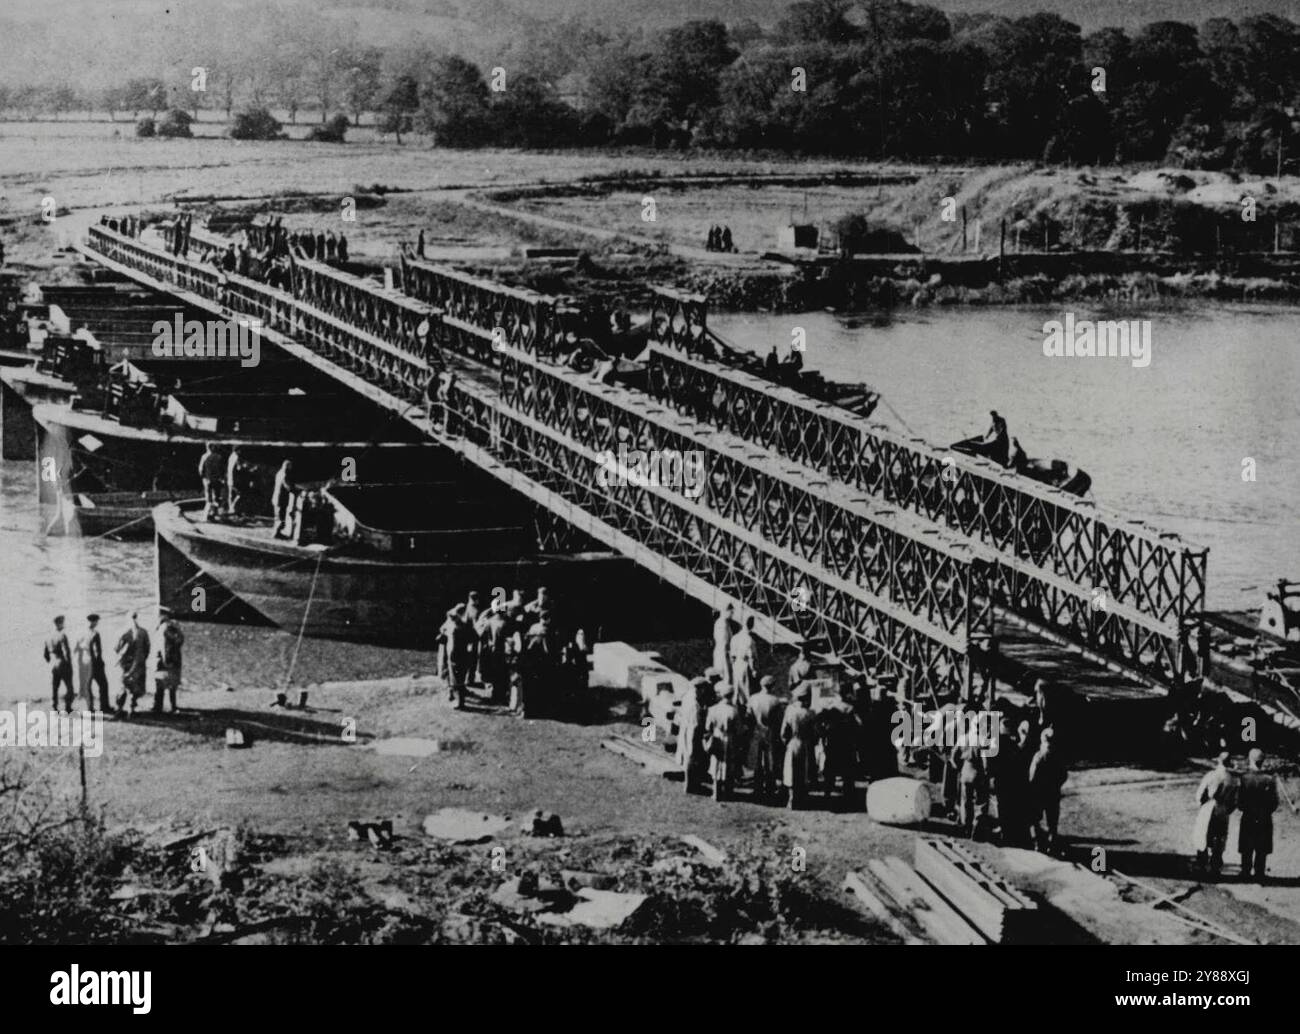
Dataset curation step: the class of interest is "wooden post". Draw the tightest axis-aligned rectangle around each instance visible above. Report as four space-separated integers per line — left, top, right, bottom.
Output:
962 206 967 253
999 219 1006 279
1137 216 1144 252
78 742 87 809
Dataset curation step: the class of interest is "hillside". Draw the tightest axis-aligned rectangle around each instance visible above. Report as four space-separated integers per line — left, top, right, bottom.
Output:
4 0 1300 95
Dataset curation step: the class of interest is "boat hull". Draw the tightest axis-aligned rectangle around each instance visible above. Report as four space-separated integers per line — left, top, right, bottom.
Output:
34 403 451 508
155 503 700 645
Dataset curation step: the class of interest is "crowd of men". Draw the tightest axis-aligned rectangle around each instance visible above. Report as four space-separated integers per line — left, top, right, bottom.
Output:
705 225 735 253
197 445 305 541
42 608 184 719
1192 749 1280 884
435 586 591 719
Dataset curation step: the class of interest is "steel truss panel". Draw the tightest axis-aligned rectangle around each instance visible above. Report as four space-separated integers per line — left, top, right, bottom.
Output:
399 252 568 359
85 224 973 705
436 376 972 708
85 227 437 406
648 285 710 355
645 343 1209 686
493 347 993 646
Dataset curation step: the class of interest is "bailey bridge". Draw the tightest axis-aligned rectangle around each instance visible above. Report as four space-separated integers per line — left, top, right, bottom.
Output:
78 218 1209 710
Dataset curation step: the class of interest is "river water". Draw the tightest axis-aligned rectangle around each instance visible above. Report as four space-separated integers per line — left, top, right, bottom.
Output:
2 302 1297 701
713 303 1300 606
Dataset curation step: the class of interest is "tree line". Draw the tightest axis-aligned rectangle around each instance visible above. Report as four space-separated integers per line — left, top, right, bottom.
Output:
4 1 1299 172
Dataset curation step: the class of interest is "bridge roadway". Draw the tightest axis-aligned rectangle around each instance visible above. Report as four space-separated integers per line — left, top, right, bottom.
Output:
83 218 1208 701
83 223 992 706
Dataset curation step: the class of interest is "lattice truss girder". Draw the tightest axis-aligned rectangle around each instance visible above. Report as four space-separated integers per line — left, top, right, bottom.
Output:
85 227 1202 690
400 256 563 358
440 378 970 708
86 228 436 407
290 261 434 359
644 346 1208 631
648 287 709 354
494 348 992 643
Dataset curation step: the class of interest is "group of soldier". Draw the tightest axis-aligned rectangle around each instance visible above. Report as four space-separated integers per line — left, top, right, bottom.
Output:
1192 748 1281 883
705 225 735 253
42 608 185 718
435 586 590 719
676 605 897 807
940 682 1071 854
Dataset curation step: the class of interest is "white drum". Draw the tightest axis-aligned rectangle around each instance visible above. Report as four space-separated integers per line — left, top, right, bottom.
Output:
866 777 932 825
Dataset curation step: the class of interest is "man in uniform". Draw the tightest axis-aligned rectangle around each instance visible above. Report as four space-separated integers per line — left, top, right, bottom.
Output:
817 699 860 807
712 604 734 686
463 591 483 683
199 443 224 520
114 612 151 717
747 675 785 800
953 733 988 838
226 445 245 517
788 642 814 696
1028 728 1069 854
729 614 759 707
272 459 296 538
86 614 111 713
781 685 818 810
703 683 745 802
518 612 558 718
988 715 1029 846
152 606 184 714
477 598 511 705
1237 748 1279 883
443 603 474 710
676 677 709 794
1192 751 1238 876
44 615 75 713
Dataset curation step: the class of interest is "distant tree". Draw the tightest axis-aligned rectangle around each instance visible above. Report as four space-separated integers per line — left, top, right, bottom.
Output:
378 74 419 143
777 0 859 44
627 20 737 145
417 56 491 146
729 18 765 49
136 117 156 138
308 113 351 142
157 108 194 138
583 39 648 140
342 47 384 127
1115 21 1217 162
47 85 79 120
1235 106 1299 175
121 78 168 117
228 107 282 140
492 74 577 147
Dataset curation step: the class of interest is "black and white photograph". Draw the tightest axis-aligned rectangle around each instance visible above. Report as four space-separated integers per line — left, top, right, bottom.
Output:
0 0 1297 992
